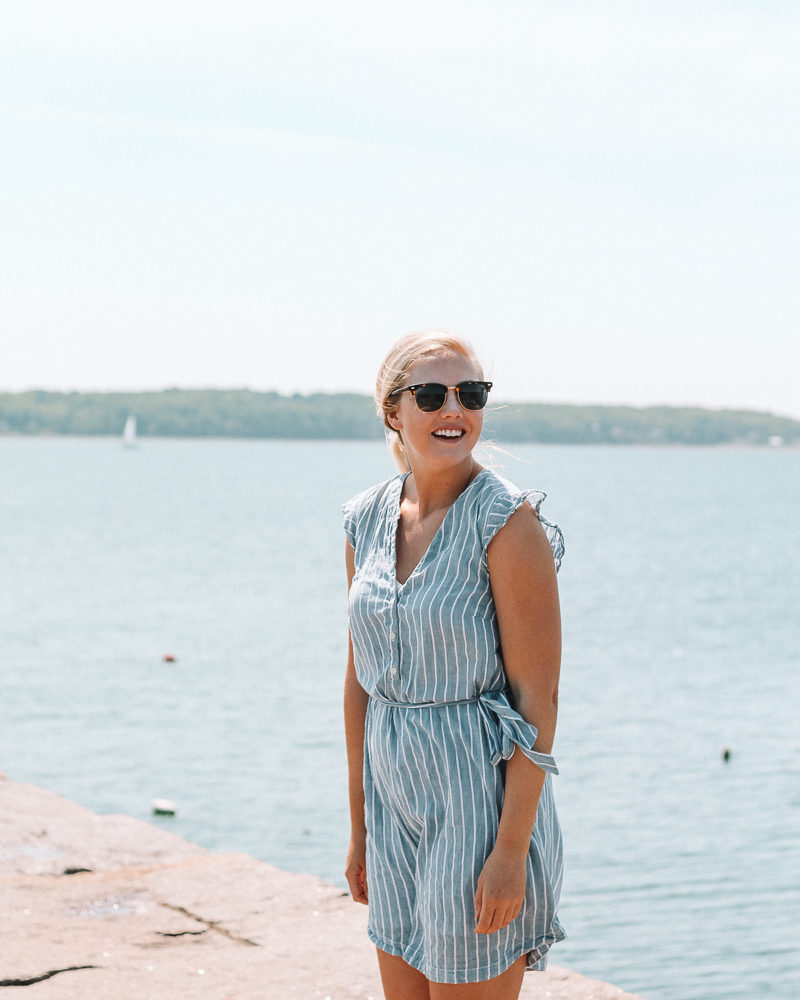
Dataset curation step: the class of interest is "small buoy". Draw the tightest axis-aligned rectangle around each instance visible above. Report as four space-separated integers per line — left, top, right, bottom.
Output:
152 798 176 816
162 654 176 663
722 748 731 762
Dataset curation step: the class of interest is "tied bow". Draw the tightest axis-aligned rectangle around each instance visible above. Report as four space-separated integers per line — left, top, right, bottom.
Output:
477 689 559 775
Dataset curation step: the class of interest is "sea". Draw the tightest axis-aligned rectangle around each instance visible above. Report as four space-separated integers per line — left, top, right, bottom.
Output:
1 437 798 1000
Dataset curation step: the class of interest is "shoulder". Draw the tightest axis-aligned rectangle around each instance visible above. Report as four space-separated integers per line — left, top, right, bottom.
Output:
343 474 404 547
470 468 546 541
473 468 545 507
472 468 565 571
343 474 403 519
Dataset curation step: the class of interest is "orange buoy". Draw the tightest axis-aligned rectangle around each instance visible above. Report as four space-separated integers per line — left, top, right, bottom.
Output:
162 654 176 663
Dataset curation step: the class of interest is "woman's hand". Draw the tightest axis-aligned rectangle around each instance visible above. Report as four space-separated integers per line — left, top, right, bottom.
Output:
474 845 527 934
345 836 369 905
343 538 369 907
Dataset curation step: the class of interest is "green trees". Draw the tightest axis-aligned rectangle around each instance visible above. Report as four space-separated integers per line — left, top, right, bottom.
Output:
484 402 799 445
0 389 796 445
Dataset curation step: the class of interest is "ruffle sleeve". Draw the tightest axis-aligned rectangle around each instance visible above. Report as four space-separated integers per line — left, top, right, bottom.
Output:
342 497 358 548
343 475 403 551
481 487 565 572
477 689 559 775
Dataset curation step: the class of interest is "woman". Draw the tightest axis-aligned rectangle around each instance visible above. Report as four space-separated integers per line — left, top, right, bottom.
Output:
343 332 565 999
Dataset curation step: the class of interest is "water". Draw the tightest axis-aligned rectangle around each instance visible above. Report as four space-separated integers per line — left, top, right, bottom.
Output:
1 437 798 1000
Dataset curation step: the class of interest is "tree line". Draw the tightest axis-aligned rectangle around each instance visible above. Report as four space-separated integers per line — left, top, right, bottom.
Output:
1 389 797 445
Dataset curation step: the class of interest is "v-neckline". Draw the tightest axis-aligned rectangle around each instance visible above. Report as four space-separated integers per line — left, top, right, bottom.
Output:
391 468 487 587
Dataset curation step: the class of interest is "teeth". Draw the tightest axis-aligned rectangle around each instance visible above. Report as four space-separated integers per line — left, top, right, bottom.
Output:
433 429 464 437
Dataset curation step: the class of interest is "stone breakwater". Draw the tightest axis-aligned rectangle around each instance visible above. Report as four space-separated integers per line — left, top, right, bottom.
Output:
0 776 644 999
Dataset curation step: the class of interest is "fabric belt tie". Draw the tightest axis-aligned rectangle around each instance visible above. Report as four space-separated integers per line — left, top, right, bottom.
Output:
370 688 558 776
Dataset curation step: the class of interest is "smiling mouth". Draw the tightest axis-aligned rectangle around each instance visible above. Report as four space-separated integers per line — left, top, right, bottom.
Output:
432 429 465 438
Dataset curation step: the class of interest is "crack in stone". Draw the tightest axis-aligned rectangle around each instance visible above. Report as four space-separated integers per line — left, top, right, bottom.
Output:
155 929 207 938
0 966 98 987
158 903 259 946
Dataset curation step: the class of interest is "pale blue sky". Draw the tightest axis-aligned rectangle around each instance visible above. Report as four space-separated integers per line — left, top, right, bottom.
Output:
3 1 798 416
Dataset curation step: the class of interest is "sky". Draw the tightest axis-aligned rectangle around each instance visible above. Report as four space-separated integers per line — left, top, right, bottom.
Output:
2 1 798 416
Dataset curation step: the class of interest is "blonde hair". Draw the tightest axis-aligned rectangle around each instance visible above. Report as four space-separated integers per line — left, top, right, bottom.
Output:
375 331 483 471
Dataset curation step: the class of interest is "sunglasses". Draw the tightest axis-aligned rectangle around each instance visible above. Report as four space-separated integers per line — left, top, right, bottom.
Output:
389 380 493 412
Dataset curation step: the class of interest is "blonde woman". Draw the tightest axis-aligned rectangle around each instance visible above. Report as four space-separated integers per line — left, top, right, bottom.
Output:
343 332 564 999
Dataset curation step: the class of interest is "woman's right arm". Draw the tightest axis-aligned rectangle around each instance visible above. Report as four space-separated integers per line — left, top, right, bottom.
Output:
343 537 369 904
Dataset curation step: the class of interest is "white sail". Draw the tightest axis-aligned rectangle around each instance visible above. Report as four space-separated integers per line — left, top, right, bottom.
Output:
122 415 137 447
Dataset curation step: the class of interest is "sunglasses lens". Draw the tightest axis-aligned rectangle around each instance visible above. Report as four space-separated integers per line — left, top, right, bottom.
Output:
457 383 489 410
409 382 490 411
414 385 448 411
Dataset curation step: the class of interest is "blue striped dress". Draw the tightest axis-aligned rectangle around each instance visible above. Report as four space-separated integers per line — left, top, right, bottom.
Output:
344 467 565 984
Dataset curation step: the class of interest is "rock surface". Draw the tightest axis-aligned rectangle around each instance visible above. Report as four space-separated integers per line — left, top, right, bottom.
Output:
0 777 644 999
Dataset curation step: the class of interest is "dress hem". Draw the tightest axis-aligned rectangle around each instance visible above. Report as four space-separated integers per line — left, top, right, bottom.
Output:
367 927 562 983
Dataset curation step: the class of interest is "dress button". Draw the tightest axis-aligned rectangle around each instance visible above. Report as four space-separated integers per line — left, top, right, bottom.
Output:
389 631 396 642
390 668 397 676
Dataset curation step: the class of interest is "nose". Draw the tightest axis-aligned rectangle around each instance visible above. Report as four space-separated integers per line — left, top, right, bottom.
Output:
441 387 463 415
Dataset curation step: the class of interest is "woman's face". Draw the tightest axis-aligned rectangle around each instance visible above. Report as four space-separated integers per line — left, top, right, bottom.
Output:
387 350 484 474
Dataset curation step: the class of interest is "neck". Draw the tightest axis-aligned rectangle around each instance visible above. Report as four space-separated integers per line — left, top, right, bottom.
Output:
404 458 480 518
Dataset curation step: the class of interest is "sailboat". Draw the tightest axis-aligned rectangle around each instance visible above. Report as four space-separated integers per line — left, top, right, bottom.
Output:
122 415 137 448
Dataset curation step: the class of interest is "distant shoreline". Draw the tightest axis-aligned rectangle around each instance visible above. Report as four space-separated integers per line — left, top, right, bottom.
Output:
2 432 798 449
2 389 798 445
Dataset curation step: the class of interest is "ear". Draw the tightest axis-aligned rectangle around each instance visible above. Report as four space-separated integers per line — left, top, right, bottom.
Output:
386 408 402 432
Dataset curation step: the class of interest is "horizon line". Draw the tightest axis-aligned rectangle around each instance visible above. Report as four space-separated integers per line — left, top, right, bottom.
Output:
2 385 798 422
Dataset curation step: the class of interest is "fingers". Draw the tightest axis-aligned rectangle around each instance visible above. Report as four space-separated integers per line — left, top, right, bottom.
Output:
475 880 502 934
475 898 523 934
347 877 367 904
476 904 496 934
345 863 369 905
475 882 497 934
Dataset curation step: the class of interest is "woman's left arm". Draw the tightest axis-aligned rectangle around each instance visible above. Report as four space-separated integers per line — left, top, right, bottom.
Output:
475 502 562 935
